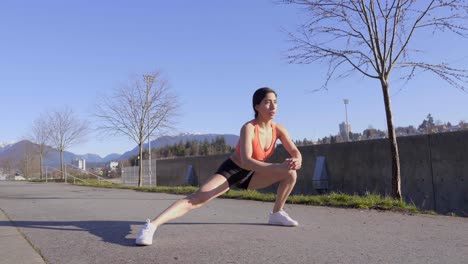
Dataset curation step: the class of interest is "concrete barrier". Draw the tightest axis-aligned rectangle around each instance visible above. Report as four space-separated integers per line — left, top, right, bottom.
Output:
429 131 468 215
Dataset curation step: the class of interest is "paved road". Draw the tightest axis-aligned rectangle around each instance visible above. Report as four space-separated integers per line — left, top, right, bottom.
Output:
0 181 467 264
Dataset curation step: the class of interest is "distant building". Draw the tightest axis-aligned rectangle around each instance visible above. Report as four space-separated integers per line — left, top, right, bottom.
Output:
72 158 86 170
339 122 352 141
14 175 26 181
109 161 118 171
448 125 462 132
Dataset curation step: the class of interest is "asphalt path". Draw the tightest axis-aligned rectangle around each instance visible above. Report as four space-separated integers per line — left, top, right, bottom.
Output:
0 181 467 264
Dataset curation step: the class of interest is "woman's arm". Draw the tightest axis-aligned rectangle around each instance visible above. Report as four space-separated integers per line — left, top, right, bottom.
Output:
276 123 302 170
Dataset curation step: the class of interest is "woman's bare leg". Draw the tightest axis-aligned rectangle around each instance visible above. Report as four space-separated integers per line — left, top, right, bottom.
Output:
272 171 297 212
151 174 229 227
247 170 297 212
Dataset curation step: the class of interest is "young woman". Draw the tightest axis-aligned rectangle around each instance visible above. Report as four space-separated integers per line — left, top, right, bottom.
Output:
136 87 302 246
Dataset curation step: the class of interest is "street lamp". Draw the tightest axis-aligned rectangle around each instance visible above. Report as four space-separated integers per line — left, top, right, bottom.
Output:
143 74 155 186
343 99 350 142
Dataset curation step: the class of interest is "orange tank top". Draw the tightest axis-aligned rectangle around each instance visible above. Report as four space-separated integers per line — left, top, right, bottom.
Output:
236 121 277 161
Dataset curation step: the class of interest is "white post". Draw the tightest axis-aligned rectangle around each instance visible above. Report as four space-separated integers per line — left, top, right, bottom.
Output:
148 121 151 186
154 157 158 186
343 99 350 142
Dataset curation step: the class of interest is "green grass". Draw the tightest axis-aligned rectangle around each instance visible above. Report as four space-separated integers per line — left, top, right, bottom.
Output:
31 179 434 215
28 178 65 183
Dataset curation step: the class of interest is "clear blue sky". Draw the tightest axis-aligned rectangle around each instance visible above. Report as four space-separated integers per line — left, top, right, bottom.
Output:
1 0 467 157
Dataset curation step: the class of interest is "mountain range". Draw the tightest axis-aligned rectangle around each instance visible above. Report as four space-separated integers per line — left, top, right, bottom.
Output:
0 133 239 167
0 142 14 153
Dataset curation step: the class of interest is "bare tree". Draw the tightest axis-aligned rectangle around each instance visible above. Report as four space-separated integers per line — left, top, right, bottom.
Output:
283 0 468 199
46 108 89 181
0 158 13 176
95 71 179 187
18 143 39 177
30 114 50 179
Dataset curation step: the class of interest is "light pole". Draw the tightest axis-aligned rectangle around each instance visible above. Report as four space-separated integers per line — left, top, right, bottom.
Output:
143 74 155 186
343 99 350 142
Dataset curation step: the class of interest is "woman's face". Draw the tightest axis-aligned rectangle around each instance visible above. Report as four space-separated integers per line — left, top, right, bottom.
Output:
255 92 277 119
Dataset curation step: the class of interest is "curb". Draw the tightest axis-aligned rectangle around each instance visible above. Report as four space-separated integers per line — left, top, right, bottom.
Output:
0 208 46 264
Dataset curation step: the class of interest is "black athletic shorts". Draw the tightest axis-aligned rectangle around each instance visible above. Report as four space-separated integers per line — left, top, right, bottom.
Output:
215 158 254 189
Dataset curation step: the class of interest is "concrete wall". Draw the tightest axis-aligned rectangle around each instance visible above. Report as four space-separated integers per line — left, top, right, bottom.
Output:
154 154 231 186
147 130 468 216
429 131 468 215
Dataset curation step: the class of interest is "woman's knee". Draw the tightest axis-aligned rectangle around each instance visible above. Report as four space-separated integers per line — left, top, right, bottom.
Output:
187 192 211 209
284 170 297 184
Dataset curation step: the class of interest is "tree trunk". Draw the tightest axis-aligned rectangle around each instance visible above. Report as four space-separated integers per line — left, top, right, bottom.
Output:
40 154 43 180
380 79 402 200
60 149 64 181
138 143 143 187
25 155 29 177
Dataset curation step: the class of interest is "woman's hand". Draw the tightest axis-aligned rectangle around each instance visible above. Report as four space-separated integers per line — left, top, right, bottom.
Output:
284 158 302 170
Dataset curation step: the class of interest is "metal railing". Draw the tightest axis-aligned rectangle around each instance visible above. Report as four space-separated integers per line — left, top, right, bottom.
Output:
44 164 112 185
44 166 90 185
65 163 109 184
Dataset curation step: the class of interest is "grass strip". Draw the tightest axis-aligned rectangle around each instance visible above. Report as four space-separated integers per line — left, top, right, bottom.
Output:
32 179 433 215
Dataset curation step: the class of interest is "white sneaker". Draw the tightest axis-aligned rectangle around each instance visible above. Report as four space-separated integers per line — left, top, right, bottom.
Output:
268 210 299 227
135 219 157 246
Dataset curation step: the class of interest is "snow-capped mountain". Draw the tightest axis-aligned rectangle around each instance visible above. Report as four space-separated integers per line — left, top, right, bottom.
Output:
0 133 239 167
0 140 120 166
0 141 15 154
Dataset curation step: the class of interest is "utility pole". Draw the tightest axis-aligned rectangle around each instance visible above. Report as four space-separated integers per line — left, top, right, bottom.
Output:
143 74 155 186
343 99 350 141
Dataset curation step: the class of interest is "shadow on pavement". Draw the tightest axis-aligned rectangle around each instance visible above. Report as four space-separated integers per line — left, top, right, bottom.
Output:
166 222 271 226
0 220 140 247
0 196 178 201
0 220 270 247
